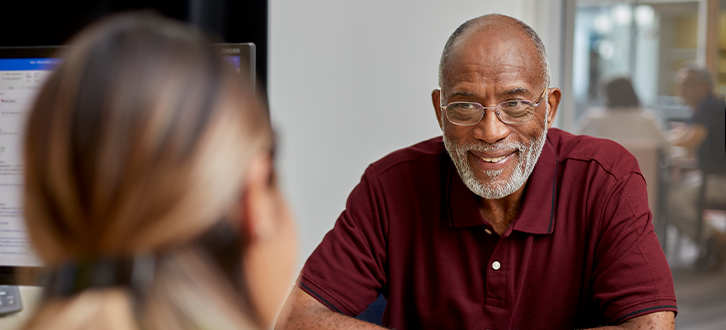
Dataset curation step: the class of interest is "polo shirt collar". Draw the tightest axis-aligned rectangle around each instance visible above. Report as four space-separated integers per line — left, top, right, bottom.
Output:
446 138 558 235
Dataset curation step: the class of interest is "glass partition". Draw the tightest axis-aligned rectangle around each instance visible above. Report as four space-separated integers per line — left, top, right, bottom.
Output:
572 1 726 328
572 1 699 126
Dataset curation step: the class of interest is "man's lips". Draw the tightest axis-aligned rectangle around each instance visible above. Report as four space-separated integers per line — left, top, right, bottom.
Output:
470 150 517 163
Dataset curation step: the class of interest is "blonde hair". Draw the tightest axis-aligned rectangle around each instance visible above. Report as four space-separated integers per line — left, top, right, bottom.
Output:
22 13 271 330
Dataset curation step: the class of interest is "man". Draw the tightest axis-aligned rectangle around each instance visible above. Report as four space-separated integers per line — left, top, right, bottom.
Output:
667 65 726 271
276 14 676 329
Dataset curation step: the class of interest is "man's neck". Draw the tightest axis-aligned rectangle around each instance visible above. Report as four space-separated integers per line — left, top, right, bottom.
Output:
477 181 528 235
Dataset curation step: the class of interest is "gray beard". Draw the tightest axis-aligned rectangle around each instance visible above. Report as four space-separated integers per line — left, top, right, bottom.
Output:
443 114 549 200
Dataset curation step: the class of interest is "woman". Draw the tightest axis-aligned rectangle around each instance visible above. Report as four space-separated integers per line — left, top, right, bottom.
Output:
573 77 668 142
21 13 296 330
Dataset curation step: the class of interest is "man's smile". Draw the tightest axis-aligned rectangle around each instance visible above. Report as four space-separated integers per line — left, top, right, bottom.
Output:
470 150 516 169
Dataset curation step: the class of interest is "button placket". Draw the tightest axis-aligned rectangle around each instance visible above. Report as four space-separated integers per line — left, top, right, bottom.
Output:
485 240 507 308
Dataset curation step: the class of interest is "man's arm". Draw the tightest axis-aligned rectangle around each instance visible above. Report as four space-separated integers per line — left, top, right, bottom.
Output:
275 286 388 330
273 286 675 330
586 170 677 326
587 311 675 330
667 123 707 148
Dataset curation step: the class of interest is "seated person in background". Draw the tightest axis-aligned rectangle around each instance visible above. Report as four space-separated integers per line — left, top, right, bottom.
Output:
574 77 669 221
573 77 668 143
667 65 726 271
276 14 676 330
21 13 297 330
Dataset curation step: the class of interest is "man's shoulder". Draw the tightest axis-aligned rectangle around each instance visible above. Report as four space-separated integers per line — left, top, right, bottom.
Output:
547 128 640 179
369 136 447 175
693 96 726 120
701 96 726 111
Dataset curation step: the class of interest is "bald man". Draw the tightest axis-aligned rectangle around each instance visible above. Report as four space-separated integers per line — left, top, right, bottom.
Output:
276 14 676 330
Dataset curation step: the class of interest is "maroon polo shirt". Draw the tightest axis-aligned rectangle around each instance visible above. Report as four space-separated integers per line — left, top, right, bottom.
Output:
300 128 677 329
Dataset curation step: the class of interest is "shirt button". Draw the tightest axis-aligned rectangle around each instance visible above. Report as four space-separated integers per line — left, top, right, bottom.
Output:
485 229 492 235
492 261 501 270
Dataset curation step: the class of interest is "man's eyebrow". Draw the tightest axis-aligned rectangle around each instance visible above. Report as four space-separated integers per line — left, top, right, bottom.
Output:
450 90 473 97
502 87 529 95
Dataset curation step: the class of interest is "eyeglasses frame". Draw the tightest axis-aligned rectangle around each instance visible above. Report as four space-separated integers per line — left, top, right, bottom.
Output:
439 86 549 126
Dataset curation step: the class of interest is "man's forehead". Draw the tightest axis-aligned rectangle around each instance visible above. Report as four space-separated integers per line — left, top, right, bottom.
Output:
448 84 536 98
678 70 703 87
443 23 543 88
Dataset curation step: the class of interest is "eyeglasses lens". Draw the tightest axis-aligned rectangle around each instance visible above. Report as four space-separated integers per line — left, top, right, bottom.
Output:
446 103 482 124
499 101 534 122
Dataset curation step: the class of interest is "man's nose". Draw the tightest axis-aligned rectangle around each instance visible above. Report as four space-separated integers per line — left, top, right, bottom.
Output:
473 110 510 144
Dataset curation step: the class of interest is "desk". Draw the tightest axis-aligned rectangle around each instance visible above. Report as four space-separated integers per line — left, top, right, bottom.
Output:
0 287 42 330
668 147 698 182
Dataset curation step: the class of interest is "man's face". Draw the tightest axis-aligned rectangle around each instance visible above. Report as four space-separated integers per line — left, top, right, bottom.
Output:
433 24 558 200
677 70 707 109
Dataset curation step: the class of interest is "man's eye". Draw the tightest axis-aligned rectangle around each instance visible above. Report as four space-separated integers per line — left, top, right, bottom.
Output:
453 103 477 110
502 101 522 108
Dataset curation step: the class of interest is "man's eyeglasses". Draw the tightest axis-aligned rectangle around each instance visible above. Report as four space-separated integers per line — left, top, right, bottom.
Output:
440 87 548 125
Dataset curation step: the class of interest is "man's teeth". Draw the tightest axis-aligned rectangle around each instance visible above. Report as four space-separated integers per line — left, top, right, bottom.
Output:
481 155 506 163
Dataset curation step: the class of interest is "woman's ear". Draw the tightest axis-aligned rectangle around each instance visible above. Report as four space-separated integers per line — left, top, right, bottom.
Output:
237 152 297 329
238 152 275 243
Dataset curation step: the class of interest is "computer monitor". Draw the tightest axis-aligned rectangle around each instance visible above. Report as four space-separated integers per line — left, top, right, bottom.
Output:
214 43 256 92
0 43 255 285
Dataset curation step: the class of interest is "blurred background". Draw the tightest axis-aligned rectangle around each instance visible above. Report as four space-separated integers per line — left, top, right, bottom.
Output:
0 0 724 329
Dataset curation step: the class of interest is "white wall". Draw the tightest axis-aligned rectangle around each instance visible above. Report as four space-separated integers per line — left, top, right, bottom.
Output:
268 0 563 268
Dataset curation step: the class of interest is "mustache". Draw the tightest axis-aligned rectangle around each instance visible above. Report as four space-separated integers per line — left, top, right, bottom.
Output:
452 140 528 153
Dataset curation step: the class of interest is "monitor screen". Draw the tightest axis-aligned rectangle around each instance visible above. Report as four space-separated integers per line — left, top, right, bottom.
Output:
0 43 255 285
0 57 60 272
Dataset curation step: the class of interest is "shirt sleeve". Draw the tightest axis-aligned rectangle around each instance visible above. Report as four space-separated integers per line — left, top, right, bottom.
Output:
591 172 678 324
298 165 388 316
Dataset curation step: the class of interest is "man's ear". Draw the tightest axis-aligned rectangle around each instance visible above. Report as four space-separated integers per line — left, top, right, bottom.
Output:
545 87 562 129
239 153 275 242
432 89 443 131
